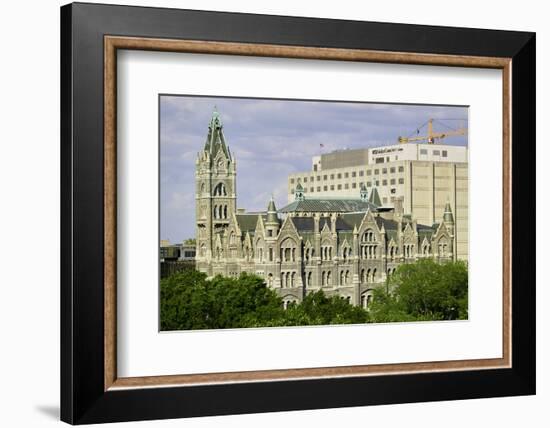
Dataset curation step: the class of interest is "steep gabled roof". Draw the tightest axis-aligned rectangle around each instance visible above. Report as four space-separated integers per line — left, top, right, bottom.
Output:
236 213 266 233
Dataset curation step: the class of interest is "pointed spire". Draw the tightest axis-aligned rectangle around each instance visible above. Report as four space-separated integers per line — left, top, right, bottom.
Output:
204 107 231 159
369 187 381 207
266 196 278 223
360 183 368 201
443 200 454 224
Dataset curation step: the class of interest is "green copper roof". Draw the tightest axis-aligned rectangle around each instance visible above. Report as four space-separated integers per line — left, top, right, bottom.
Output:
279 198 378 213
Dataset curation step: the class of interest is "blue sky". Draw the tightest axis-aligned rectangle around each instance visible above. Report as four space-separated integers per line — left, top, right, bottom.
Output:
160 96 468 243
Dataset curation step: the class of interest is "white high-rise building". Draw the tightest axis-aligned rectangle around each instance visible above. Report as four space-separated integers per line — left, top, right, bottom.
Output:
288 143 468 261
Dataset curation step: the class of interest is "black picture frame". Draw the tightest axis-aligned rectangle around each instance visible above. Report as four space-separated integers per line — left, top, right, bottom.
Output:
61 2 535 424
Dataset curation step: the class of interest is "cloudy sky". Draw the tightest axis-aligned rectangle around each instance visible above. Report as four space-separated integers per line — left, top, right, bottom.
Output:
160 95 468 243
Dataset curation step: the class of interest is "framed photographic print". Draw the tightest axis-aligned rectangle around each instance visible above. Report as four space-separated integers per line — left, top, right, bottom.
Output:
60 2 536 424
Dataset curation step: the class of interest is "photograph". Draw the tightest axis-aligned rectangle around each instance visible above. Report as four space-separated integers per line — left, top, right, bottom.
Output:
159 96 469 331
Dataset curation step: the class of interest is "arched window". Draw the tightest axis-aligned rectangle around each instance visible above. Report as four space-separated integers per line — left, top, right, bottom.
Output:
213 182 227 196
438 237 447 257
345 270 350 284
291 272 296 287
361 268 365 284
322 271 326 286
366 268 371 283
340 270 344 286
327 271 332 286
307 271 312 286
281 238 297 263
371 268 377 283
362 229 376 242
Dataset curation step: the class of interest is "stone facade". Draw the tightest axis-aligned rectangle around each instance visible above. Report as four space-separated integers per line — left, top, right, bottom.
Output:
195 110 456 308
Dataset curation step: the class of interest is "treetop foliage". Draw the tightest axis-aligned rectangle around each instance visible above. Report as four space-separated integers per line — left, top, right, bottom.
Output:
160 259 468 331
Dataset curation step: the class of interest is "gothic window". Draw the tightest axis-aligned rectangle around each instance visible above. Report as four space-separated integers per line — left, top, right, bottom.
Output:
345 270 350 284
281 238 297 262
361 268 365 284
362 229 376 242
307 271 312 286
371 268 377 283
327 271 332 286
322 271 326 286
361 290 372 309
422 243 430 256
223 205 228 219
340 270 344 286
291 272 296 287
366 268 371 283
213 182 227 196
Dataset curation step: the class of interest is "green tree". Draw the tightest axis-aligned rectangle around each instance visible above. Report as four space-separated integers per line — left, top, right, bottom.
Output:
160 270 285 330
183 238 196 246
369 259 468 323
285 290 369 326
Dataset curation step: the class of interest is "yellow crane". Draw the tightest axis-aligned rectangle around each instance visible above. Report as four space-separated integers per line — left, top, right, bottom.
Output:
398 118 467 144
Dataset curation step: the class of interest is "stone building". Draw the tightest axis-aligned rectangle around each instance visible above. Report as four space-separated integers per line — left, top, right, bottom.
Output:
195 110 456 308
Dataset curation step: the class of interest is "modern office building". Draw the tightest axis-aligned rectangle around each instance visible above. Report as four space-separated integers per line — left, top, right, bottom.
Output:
287 144 468 260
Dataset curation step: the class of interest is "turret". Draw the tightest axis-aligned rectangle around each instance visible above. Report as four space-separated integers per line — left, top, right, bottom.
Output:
265 196 280 237
294 182 305 201
443 200 455 226
360 183 368 201
369 187 381 207
442 200 455 260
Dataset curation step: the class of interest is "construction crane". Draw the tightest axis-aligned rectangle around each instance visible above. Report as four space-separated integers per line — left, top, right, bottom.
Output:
398 118 467 144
